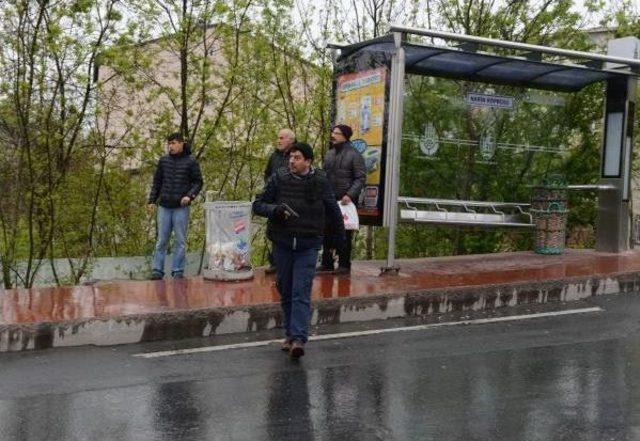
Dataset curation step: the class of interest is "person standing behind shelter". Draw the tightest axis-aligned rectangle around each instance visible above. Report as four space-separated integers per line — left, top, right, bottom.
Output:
320 124 366 274
263 128 296 274
253 142 345 358
147 133 203 280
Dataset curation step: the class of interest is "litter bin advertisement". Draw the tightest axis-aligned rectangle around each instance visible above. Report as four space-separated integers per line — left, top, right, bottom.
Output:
203 201 254 281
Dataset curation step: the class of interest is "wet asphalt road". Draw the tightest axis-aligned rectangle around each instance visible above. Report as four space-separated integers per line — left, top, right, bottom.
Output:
3 294 640 440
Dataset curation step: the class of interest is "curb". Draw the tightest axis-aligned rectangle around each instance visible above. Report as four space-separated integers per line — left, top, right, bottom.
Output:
1 271 639 352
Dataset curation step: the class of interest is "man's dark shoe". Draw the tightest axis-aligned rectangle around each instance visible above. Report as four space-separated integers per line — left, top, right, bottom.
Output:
150 271 163 280
334 266 351 275
265 265 277 274
280 338 292 352
172 272 184 279
290 340 305 358
316 265 333 274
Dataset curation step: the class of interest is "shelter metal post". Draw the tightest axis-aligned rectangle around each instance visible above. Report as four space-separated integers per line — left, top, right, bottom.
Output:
382 32 405 274
596 37 639 252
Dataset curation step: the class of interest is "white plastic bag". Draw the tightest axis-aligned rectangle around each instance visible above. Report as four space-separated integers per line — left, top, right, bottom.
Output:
339 202 360 230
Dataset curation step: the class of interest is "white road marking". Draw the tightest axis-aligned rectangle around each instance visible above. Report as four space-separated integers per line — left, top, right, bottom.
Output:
133 306 603 359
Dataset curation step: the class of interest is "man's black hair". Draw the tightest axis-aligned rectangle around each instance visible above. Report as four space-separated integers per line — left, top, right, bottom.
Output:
289 142 314 161
167 132 184 142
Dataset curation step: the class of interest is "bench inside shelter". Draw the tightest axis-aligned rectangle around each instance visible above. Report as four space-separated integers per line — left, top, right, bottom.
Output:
398 197 533 228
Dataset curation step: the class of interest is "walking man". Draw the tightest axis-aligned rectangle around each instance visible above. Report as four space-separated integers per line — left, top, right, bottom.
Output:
263 128 296 273
253 142 345 358
320 124 366 274
147 133 203 280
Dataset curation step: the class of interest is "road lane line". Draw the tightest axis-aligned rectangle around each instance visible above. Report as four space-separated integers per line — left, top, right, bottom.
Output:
133 306 603 358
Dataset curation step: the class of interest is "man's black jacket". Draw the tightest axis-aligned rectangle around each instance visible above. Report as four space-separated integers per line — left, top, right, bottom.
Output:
148 151 203 208
253 167 345 251
264 149 289 182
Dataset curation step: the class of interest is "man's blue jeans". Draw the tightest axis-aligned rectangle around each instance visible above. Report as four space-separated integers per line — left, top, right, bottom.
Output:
152 206 190 276
272 242 320 343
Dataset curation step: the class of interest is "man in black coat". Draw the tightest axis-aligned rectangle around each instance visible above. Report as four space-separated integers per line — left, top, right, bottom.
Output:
263 128 296 273
264 128 296 182
147 133 203 280
253 142 344 358
320 124 366 274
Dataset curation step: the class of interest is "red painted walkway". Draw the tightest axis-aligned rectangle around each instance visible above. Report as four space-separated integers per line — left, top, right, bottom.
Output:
2 249 640 326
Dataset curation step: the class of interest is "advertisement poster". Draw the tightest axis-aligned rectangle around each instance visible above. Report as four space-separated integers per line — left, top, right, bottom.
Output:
335 67 387 221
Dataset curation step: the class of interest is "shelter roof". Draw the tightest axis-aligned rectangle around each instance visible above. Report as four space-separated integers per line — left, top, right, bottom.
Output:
336 34 636 92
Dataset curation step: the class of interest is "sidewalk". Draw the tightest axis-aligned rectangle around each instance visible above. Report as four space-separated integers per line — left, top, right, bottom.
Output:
2 249 640 352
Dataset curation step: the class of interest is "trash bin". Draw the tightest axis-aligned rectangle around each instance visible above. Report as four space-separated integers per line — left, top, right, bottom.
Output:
532 202 568 254
531 174 568 210
531 174 568 255
203 201 254 281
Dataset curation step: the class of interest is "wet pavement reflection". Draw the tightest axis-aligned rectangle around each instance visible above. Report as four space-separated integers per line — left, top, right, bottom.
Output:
153 382 206 441
266 369 314 441
3 250 640 326
2 332 640 440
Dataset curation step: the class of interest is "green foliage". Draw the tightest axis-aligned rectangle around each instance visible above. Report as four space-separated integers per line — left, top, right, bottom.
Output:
87 0 333 269
0 0 124 287
1 0 638 286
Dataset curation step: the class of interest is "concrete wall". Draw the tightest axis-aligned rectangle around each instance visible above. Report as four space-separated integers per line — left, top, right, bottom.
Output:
1 253 204 287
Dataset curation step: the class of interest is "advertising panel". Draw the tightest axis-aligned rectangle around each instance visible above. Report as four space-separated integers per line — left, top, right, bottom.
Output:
335 67 388 223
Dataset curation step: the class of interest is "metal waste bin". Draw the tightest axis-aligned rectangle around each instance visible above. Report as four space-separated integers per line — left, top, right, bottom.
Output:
203 201 254 281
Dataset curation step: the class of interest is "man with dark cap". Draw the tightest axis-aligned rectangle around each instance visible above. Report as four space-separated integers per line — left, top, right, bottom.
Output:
147 133 203 280
253 142 345 358
320 124 366 274
263 128 296 274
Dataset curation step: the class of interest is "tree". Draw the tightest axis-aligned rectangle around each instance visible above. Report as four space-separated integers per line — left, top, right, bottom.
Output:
96 0 333 269
0 0 124 287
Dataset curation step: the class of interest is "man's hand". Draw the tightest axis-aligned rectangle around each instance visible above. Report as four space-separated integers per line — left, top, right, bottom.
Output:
340 195 352 205
180 196 191 207
146 203 156 214
274 204 290 221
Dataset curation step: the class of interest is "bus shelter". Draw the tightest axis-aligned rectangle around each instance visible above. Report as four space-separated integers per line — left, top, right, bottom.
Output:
330 25 640 273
